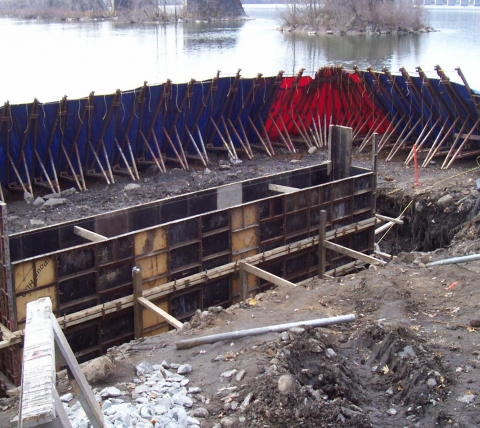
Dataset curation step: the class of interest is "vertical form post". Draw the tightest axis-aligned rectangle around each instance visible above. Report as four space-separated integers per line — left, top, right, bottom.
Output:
0 201 14 328
413 144 420 187
133 267 143 339
239 262 248 302
372 133 379 215
329 125 352 180
318 210 327 279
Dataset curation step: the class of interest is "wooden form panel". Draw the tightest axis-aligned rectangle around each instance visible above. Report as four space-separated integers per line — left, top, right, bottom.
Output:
142 297 169 337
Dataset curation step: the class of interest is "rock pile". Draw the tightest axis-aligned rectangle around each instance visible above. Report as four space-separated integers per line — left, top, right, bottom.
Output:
62 360 208 428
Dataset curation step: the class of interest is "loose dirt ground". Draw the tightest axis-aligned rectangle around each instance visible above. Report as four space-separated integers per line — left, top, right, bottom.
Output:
2 147 480 427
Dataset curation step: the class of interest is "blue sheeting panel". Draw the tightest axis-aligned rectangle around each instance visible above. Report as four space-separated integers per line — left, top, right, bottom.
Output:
0 71 478 192
363 72 480 145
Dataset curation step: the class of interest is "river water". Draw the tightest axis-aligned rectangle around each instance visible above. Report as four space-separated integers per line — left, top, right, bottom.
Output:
1 5 479 105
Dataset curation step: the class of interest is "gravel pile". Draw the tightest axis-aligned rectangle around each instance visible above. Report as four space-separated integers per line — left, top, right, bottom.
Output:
62 360 208 428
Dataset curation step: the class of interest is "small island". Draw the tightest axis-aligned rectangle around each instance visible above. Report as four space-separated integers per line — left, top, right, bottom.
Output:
277 0 431 35
0 0 429 32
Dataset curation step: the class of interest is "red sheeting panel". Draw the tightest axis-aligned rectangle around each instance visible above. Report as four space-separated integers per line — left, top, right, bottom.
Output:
265 67 390 142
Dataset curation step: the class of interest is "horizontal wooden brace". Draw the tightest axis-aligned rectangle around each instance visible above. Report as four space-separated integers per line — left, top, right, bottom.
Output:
323 240 386 266
268 184 299 194
74 226 107 242
375 250 393 260
375 214 404 225
137 297 183 330
375 219 403 235
326 259 366 276
454 133 480 141
0 323 16 341
240 262 297 288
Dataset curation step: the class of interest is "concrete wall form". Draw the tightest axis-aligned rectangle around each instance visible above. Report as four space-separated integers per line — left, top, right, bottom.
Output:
1 163 375 384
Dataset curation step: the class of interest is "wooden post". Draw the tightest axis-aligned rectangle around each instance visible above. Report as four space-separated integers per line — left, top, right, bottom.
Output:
329 125 352 181
132 267 143 339
239 262 248 302
318 210 326 279
372 132 379 215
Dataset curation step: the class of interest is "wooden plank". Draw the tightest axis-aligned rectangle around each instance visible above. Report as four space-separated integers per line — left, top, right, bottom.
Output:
375 250 393 260
52 389 73 428
375 218 403 235
375 214 404 225
137 297 183 330
133 267 143 339
268 184 299 194
239 264 248 301
454 133 480 141
0 323 16 341
323 240 386 266
73 226 107 242
240 262 297 288
0 336 21 350
50 314 104 428
20 297 55 427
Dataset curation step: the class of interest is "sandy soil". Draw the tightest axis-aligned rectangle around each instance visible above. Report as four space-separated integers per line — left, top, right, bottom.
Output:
2 146 480 427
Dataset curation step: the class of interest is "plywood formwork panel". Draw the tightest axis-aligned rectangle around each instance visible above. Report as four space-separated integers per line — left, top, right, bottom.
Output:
135 227 168 256
14 257 55 294
142 297 169 336
16 286 57 324
136 253 168 281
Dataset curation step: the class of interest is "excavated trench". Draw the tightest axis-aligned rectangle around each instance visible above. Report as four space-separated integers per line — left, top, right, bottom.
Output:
375 189 476 255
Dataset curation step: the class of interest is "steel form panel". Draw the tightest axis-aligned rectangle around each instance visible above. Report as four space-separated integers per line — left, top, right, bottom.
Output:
4 164 374 383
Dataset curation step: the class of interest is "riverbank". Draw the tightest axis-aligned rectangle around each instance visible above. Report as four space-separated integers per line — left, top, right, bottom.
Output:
276 24 436 36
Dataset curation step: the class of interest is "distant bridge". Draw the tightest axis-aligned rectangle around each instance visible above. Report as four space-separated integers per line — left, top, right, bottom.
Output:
421 0 480 5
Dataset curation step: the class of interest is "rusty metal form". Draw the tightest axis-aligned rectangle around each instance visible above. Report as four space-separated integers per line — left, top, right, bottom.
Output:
1 163 375 383
0 202 20 388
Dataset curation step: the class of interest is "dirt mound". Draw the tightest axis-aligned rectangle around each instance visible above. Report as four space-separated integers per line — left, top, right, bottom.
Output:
244 327 371 427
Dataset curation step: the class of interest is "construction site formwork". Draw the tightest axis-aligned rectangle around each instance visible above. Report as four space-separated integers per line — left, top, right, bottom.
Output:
0 161 375 386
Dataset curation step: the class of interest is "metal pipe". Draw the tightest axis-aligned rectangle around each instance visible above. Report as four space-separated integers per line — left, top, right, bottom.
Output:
426 254 480 267
175 314 355 350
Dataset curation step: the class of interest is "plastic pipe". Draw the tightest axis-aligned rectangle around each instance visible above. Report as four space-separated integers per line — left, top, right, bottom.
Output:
426 254 480 267
175 314 355 350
